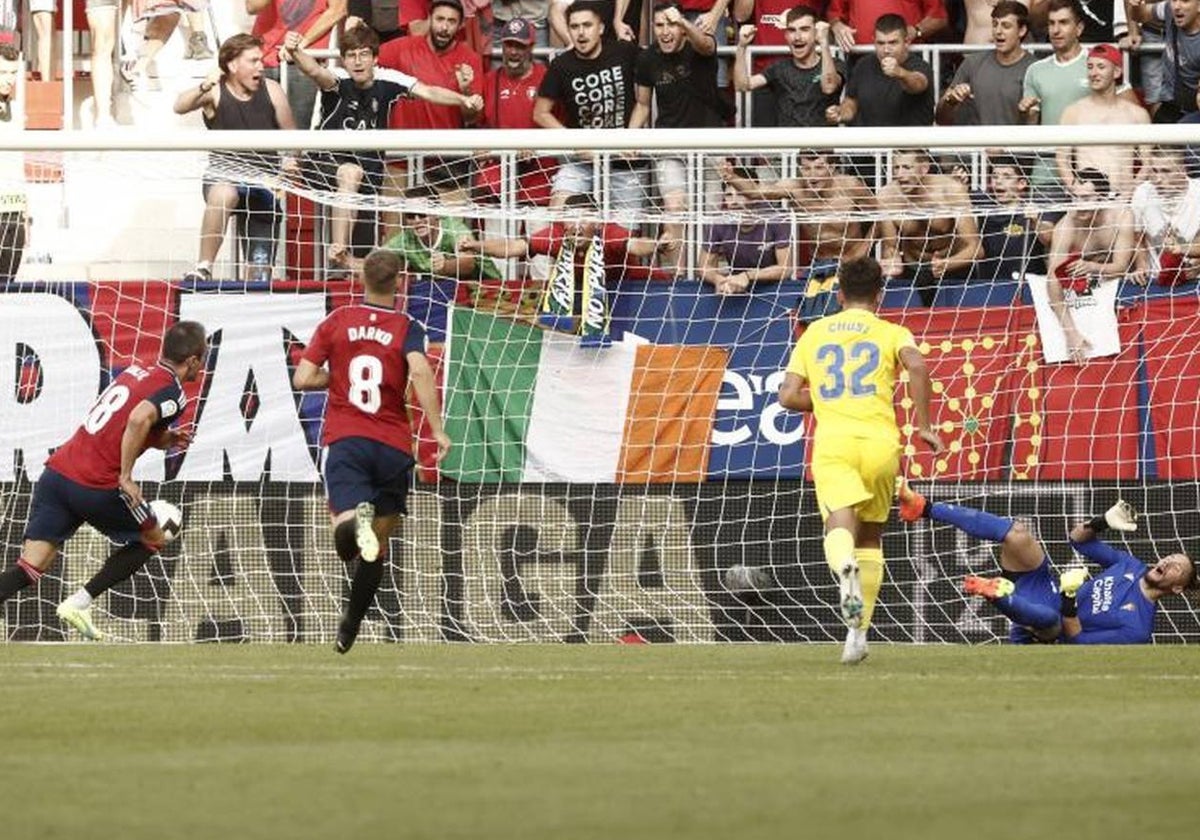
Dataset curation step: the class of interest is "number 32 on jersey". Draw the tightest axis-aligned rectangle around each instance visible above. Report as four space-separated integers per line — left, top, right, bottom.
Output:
815 341 880 399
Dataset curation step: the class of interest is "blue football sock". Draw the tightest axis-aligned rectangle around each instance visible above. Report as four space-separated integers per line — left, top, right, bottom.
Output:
992 593 1060 631
929 503 1014 544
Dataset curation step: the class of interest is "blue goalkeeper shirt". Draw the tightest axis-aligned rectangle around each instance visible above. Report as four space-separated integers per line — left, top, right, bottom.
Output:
1067 537 1158 644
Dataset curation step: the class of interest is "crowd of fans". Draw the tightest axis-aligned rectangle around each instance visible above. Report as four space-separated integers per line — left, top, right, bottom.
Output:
1 0 1196 307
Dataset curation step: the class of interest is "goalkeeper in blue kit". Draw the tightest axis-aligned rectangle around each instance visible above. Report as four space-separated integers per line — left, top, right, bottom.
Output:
898 484 1197 643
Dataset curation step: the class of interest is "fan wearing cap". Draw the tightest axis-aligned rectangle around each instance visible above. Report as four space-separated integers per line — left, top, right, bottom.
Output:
1046 168 1135 363
1057 43 1150 198
491 1 550 50
474 18 558 205
482 18 543 130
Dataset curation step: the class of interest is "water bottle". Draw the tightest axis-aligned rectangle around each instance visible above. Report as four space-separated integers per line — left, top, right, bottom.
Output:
249 243 271 283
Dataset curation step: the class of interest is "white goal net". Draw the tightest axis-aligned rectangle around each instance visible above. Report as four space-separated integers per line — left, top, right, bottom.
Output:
1 126 1198 644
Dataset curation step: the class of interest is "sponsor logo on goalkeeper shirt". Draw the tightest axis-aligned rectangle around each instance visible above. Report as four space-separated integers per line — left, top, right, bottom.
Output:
1091 577 1115 614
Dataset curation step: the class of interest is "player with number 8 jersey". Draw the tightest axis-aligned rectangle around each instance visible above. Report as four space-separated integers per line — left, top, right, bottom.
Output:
295 248 451 654
780 257 944 664
303 294 425 455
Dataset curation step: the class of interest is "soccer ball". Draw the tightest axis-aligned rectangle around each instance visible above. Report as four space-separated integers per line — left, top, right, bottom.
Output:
149 500 183 543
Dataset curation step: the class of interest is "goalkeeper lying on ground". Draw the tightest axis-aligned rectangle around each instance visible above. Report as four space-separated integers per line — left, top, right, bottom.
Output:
897 483 1197 643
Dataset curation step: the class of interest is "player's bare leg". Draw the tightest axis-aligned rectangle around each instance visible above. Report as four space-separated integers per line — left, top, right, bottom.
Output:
996 520 1046 574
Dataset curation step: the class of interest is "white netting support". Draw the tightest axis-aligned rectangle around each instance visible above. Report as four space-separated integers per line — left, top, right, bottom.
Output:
0 126 1197 644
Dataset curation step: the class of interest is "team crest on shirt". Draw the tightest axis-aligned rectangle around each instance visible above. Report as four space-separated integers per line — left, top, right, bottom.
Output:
1121 602 1136 611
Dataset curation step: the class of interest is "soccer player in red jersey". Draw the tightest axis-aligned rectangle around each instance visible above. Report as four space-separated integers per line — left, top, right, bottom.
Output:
293 249 451 654
0 321 208 640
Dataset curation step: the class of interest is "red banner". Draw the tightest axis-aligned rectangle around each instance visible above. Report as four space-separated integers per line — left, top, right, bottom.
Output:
1141 297 1200 479
892 306 1032 481
1026 314 1142 480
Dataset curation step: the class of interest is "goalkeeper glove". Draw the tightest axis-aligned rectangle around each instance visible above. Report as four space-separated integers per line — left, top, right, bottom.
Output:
1088 500 1138 534
1103 500 1138 532
1059 567 1089 598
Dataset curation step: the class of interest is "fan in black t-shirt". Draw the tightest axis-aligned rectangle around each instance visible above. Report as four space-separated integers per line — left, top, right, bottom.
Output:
629 3 723 129
534 2 649 210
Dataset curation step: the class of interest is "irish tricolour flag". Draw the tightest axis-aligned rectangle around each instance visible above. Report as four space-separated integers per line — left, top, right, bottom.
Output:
442 307 728 483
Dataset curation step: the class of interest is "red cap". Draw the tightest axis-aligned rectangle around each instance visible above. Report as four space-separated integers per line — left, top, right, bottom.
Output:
1087 44 1123 74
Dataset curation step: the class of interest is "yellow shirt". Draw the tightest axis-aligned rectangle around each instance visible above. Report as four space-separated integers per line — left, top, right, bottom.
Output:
786 308 916 443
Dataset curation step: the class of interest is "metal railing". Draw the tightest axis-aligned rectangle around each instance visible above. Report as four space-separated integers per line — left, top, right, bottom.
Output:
26 22 1171 131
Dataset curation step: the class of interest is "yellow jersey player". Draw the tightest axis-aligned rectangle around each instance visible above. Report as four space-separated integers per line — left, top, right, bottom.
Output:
779 256 945 664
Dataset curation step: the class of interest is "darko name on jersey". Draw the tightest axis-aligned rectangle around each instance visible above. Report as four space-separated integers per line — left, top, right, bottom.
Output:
347 325 394 345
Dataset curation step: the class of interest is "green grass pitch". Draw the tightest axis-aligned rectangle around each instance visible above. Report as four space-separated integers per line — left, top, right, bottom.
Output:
1 644 1197 840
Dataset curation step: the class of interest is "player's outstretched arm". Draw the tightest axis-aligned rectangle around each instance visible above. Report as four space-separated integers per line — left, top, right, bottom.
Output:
408 352 451 462
1069 501 1139 569
293 359 330 392
898 346 945 452
777 372 813 413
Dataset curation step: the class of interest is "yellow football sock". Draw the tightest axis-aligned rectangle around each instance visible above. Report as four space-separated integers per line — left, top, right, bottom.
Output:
823 528 856 578
856 548 885 629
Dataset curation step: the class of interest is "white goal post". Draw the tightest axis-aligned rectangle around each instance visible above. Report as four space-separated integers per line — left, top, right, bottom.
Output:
0 124 1197 644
